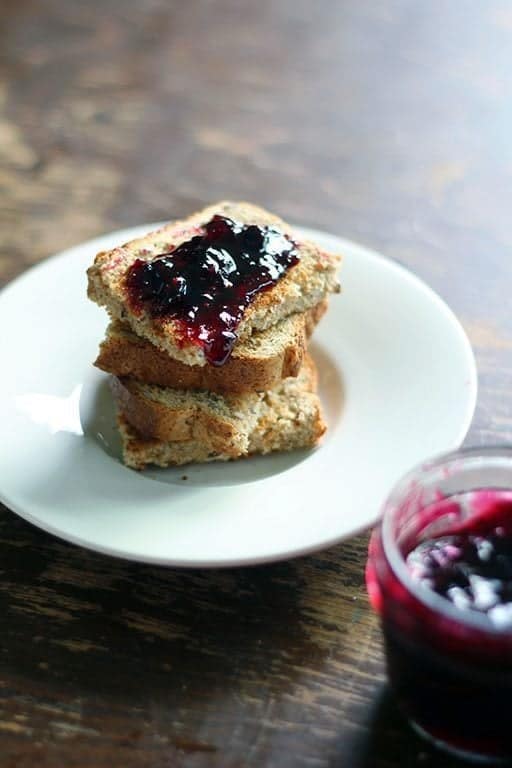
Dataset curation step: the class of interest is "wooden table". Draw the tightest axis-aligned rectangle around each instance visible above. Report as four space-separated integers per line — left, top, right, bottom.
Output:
1 2 511 765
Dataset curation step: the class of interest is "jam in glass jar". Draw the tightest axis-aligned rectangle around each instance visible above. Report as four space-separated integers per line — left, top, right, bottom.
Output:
366 448 512 762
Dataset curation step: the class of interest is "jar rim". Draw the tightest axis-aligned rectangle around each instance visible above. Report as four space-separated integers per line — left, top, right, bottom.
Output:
381 445 512 635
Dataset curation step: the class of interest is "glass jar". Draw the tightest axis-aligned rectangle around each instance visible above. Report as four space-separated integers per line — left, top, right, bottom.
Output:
366 447 512 762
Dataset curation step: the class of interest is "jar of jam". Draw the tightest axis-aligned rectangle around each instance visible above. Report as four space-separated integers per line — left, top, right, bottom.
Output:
366 447 512 762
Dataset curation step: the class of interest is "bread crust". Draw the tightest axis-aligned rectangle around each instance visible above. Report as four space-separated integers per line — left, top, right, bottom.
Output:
95 301 327 393
112 355 324 457
111 375 254 454
116 356 326 469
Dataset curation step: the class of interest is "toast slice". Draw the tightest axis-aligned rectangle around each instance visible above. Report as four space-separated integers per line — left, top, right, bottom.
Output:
116 358 326 469
112 355 325 463
95 300 327 394
87 201 341 366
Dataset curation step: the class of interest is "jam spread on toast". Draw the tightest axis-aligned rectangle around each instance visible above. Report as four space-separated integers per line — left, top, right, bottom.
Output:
125 215 299 365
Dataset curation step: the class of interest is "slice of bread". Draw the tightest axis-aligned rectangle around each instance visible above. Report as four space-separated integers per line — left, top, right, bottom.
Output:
88 201 341 366
95 300 327 394
116 358 326 469
112 355 325 463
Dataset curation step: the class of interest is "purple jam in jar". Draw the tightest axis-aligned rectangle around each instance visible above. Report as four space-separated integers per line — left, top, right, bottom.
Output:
366 450 512 762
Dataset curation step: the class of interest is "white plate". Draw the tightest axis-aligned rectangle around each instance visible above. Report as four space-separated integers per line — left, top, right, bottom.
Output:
0 225 477 567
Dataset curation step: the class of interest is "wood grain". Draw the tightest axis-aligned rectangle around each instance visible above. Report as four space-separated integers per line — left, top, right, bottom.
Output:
1 0 511 765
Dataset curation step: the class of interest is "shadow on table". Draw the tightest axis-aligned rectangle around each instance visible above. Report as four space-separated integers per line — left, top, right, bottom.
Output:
0 509 369 764
330 687 473 768
0 511 349 714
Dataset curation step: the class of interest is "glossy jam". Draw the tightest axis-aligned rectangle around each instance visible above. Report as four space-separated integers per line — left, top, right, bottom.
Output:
125 215 299 365
407 528 512 625
367 489 512 760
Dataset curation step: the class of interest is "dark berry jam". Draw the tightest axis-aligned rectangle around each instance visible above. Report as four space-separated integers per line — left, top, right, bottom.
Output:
125 215 299 365
367 489 512 760
407 529 512 625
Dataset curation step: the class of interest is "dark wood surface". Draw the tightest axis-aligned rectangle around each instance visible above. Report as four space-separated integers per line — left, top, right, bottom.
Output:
1 1 511 765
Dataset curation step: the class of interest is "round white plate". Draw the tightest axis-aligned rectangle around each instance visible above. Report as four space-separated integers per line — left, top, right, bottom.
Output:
0 224 477 567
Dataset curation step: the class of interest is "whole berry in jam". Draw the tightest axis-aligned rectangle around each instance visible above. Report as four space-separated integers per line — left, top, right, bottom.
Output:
406 527 512 626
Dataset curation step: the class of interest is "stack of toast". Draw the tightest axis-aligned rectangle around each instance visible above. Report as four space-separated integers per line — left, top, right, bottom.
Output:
87 202 341 469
